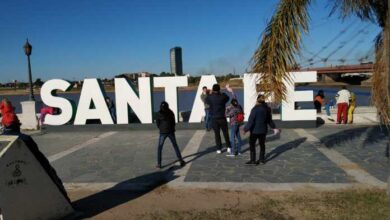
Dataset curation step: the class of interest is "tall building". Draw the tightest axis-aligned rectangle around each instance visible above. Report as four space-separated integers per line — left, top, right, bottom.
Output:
170 47 183 76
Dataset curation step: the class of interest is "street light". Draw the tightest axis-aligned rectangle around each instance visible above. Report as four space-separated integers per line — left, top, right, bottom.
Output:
23 39 35 101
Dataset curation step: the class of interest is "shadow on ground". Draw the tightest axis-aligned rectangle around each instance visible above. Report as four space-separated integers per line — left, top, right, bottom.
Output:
162 131 282 168
320 126 388 149
266 137 307 162
71 166 179 219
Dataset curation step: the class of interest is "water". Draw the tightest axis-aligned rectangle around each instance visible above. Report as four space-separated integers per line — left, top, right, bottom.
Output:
1 86 371 114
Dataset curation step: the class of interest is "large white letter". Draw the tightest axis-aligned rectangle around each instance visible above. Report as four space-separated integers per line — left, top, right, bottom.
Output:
188 75 218 123
74 79 114 125
154 76 188 122
243 73 260 121
115 77 153 124
40 79 75 125
281 71 317 121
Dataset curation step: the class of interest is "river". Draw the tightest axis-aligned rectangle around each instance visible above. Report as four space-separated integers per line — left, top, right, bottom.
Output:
1 86 371 114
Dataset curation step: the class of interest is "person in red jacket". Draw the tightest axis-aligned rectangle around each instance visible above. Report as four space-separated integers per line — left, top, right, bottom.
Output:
0 98 20 128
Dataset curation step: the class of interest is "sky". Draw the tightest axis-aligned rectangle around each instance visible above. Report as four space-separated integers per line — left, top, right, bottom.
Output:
0 0 381 83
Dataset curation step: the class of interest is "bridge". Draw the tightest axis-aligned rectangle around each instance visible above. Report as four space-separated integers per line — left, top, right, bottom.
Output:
298 63 374 85
300 63 373 74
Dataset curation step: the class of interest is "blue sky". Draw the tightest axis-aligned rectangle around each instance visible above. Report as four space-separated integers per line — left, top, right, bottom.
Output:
0 0 381 82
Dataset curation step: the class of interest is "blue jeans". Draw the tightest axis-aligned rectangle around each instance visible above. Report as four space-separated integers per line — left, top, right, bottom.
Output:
157 133 183 166
325 103 331 116
109 107 116 122
230 124 242 154
204 109 211 130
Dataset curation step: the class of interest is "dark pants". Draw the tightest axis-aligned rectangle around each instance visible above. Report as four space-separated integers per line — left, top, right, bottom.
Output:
157 132 183 166
249 133 266 162
212 117 231 150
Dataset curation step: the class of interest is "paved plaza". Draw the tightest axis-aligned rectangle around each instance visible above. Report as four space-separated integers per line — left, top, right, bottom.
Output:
27 124 389 192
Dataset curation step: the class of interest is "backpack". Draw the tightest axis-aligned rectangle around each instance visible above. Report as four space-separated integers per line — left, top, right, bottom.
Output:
236 112 244 123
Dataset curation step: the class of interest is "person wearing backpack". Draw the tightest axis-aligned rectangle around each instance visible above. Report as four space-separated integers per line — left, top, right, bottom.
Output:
225 98 244 157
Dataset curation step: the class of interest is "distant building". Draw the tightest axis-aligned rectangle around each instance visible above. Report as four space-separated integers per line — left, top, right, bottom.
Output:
170 47 183 76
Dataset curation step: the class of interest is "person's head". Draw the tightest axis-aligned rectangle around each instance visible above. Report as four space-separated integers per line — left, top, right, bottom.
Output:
256 94 266 104
231 98 239 107
341 85 347 90
1 98 9 105
212 84 220 93
160 101 169 112
202 86 208 93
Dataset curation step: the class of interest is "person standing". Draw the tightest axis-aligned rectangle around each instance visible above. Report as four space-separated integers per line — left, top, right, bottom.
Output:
105 97 116 123
206 84 231 154
225 98 244 157
200 86 211 131
314 90 325 113
348 92 356 124
243 95 277 165
155 101 186 169
335 86 351 124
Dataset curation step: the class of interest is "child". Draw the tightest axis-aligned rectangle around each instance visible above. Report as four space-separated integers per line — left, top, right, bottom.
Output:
155 101 186 169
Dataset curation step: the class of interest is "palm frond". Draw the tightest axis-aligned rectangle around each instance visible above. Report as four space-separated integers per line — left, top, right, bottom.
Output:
251 0 311 102
330 0 388 27
371 32 390 124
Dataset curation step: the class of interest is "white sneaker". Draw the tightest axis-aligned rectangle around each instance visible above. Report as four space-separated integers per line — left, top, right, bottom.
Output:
227 148 231 153
216 150 222 154
226 153 235 157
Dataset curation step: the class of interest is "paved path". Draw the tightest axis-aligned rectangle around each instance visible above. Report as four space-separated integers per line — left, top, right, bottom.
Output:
29 124 389 191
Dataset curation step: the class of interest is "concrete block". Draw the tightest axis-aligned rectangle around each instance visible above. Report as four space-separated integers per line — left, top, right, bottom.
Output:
18 101 39 130
0 136 74 220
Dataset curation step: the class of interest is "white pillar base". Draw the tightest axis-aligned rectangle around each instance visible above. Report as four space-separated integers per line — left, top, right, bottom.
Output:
18 101 39 130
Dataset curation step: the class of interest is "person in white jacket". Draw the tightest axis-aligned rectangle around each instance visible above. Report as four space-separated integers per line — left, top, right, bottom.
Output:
335 86 351 124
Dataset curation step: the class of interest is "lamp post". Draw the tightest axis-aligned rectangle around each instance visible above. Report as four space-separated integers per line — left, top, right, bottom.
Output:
23 39 34 101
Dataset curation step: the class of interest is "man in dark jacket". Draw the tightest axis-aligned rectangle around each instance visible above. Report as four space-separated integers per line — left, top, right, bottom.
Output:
205 84 231 154
155 101 185 168
244 95 277 165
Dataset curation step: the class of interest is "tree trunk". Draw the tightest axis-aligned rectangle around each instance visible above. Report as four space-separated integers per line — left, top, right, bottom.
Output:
386 1 390 197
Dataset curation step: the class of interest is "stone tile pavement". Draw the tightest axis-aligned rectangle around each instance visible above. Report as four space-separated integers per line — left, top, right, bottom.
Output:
28 124 389 191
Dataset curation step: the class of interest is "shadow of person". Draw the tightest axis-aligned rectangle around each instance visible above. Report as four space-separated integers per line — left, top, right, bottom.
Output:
265 137 307 162
71 166 179 219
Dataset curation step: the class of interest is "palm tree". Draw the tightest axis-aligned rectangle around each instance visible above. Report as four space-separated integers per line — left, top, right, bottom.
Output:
252 0 389 193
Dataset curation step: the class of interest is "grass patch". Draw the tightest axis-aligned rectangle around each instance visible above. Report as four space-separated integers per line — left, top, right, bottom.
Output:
137 189 390 220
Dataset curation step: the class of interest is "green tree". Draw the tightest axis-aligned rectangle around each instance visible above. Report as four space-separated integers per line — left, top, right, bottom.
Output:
34 78 44 87
252 0 388 193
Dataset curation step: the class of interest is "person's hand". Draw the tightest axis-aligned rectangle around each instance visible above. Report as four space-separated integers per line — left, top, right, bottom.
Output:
225 84 233 94
273 129 280 134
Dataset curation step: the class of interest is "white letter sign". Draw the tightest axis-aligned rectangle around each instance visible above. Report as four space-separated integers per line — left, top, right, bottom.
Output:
154 76 188 122
40 79 74 126
281 71 317 121
74 79 114 125
115 77 153 124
